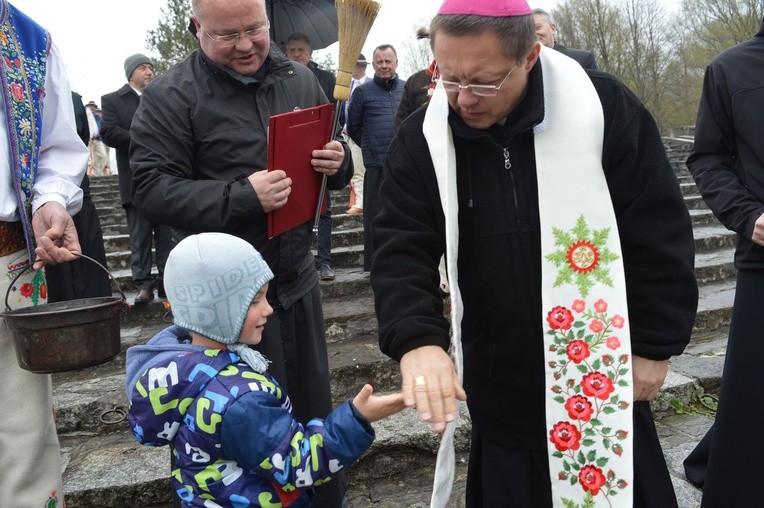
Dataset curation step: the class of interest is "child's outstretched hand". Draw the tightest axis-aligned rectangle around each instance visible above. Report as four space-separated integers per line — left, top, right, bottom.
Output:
352 384 406 423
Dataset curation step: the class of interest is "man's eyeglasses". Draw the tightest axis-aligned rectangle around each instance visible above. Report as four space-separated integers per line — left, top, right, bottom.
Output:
434 63 519 97
203 23 270 47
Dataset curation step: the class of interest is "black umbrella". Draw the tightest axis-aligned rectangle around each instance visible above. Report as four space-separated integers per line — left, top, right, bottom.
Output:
266 0 338 50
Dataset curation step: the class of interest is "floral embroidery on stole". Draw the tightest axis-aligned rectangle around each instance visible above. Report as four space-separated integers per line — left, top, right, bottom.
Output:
535 47 633 507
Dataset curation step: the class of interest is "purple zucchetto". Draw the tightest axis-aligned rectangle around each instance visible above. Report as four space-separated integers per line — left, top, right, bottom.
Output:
437 0 532 16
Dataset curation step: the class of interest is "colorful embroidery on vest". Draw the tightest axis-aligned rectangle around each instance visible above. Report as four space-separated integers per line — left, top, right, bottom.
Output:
0 3 51 261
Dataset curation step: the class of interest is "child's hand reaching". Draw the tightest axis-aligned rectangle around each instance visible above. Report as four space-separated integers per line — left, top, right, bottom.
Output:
352 384 406 423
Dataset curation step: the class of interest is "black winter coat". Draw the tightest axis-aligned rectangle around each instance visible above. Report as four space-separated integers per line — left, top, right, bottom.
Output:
553 42 598 70
372 61 698 449
130 46 352 310
688 18 764 269
101 83 140 206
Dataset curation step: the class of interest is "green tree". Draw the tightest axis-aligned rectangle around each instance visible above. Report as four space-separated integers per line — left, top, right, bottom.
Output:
680 0 764 69
554 0 624 74
554 0 763 133
146 0 198 74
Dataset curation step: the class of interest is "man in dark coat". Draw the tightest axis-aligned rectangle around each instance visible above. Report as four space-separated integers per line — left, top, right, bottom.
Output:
44 92 111 302
100 53 172 305
347 44 404 271
683 17 764 508
533 8 598 70
285 32 337 281
371 0 697 505
129 0 352 504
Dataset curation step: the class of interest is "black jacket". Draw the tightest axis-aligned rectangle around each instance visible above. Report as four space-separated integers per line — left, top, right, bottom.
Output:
553 42 598 70
307 60 336 102
130 45 352 310
371 62 698 449
687 18 764 269
101 83 140 206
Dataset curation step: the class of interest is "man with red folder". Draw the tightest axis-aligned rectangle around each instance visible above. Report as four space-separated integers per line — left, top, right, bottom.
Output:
129 0 352 505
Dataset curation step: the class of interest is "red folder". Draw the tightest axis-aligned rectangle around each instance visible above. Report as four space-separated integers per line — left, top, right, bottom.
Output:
267 103 333 238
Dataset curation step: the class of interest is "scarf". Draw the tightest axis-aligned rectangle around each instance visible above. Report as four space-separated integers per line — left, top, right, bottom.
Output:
423 46 634 507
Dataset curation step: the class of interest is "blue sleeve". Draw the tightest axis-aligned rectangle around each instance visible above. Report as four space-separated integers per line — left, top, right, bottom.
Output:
221 392 374 490
347 89 363 145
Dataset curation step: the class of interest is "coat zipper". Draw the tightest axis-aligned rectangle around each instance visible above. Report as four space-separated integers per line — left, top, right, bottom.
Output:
504 146 521 220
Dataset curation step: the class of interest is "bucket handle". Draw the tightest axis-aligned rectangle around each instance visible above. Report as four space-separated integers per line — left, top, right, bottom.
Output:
4 252 126 312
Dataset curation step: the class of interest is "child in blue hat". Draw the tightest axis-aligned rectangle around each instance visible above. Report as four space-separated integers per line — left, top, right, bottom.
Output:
126 232 404 507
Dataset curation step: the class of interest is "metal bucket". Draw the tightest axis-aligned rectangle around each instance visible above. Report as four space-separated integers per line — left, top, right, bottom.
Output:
1 253 129 373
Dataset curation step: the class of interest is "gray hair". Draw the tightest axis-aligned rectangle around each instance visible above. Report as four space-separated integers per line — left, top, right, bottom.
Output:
532 8 556 26
373 44 398 59
430 14 537 61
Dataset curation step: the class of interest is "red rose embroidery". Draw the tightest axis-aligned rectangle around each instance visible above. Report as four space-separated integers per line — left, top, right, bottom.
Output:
611 314 625 328
606 336 621 350
579 465 607 496
612 444 623 456
549 421 582 452
594 298 608 313
581 372 615 400
616 430 629 440
589 319 604 333
602 354 614 366
19 282 34 298
10 82 24 101
564 395 594 421
547 306 574 330
572 299 586 313
40 283 47 299
566 340 591 364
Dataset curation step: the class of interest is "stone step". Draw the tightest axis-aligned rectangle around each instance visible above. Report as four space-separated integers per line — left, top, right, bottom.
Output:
89 188 353 212
688 209 720 227
679 182 698 197
101 225 366 257
694 279 736 334
684 195 711 211
694 248 735 284
692 224 736 253
89 189 121 203
676 174 695 185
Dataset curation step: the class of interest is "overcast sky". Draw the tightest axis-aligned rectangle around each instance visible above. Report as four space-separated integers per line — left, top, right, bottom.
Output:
11 0 676 106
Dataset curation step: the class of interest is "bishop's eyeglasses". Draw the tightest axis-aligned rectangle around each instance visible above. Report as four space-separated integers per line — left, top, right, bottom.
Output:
434 62 519 97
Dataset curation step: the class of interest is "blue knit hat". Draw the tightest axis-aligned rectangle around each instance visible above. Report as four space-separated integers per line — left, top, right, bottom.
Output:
164 233 274 345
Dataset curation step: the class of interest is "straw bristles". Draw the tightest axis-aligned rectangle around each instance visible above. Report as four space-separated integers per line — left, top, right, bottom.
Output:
333 0 381 101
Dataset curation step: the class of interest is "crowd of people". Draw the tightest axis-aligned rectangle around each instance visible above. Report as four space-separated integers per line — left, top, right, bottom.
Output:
1 0 762 506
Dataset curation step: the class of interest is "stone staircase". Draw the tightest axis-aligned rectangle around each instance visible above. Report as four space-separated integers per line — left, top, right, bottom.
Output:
51 135 731 507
